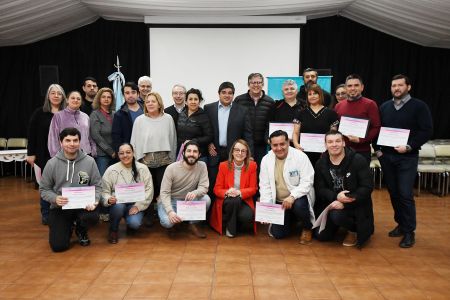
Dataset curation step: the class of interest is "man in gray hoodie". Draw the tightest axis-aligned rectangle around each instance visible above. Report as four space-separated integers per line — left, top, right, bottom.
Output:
40 127 102 252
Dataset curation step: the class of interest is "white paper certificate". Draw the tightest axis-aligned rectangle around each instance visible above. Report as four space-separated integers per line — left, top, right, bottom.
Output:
255 202 284 225
62 186 95 210
177 200 206 221
115 182 145 204
300 133 326 153
269 123 294 139
34 164 42 184
338 116 369 138
377 127 410 147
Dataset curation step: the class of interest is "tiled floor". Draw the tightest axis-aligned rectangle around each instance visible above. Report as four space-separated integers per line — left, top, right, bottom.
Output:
0 176 449 299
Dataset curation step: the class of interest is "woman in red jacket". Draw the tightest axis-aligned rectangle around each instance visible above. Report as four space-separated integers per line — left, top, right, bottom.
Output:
210 139 257 237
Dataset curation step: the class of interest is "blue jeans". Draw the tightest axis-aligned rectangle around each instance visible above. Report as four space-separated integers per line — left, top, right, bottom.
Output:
379 152 418 233
270 196 312 239
109 203 144 232
95 155 113 176
40 198 50 221
158 195 211 228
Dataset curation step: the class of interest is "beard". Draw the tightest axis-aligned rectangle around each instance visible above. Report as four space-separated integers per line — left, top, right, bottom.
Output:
183 154 199 166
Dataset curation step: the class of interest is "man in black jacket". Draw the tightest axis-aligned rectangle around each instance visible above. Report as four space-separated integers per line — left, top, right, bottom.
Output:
296 68 332 107
374 74 433 248
204 82 253 192
314 130 374 247
234 73 273 167
164 84 186 126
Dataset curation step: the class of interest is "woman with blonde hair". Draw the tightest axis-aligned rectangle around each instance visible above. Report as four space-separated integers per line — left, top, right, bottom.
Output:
210 139 258 237
130 92 176 224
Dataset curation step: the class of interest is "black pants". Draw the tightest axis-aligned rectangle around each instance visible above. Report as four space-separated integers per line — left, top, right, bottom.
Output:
270 196 312 239
149 165 168 200
207 147 228 196
48 207 98 252
315 208 357 241
222 196 253 235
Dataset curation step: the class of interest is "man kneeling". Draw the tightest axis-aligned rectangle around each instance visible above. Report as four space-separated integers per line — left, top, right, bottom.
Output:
314 130 374 247
40 128 101 252
259 130 315 244
158 141 211 238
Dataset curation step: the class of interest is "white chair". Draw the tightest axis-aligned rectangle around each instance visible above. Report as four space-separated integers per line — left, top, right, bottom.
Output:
433 144 450 196
6 138 28 177
0 138 7 176
417 143 446 196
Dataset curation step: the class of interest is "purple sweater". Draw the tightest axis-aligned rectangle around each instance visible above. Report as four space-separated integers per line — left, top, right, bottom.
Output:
48 108 97 157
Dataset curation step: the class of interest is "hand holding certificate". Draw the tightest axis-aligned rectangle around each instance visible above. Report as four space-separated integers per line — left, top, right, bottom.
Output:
338 116 369 138
377 127 410 147
115 182 145 204
300 133 326 153
269 123 294 139
61 186 95 210
255 202 284 225
177 200 206 221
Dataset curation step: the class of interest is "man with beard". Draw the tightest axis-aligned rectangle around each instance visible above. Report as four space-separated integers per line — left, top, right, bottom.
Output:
334 74 381 164
374 74 433 248
158 141 211 238
80 77 98 115
296 68 332 107
111 82 144 152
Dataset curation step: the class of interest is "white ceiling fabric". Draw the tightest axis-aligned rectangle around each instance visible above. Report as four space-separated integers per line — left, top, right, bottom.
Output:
1 0 449 48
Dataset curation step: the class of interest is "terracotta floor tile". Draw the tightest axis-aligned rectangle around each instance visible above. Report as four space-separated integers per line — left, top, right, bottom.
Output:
80 283 131 299
251 261 287 272
103 260 144 273
296 284 341 299
65 261 109 273
254 285 299 300
93 271 138 284
367 273 414 288
329 273 373 287
214 270 252 286
377 286 428 300
133 271 176 285
124 283 171 298
38 283 89 299
0 270 26 284
15 270 60 285
172 270 213 285
211 285 254 300
0 283 49 298
140 260 179 273
253 272 292 287
321 262 362 275
167 283 211 299
58 271 102 285
177 261 214 272
287 262 325 274
336 286 384 300
290 274 334 288
215 262 252 272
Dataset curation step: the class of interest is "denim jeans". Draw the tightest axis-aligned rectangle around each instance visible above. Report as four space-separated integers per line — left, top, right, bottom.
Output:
379 152 418 233
269 196 312 239
95 155 113 176
40 198 50 221
158 195 211 228
109 203 144 232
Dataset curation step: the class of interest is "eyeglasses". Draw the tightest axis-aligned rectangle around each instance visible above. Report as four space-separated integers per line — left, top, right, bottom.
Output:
233 148 247 154
250 81 263 85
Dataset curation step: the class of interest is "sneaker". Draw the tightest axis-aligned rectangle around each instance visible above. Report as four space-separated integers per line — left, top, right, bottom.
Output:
225 228 235 238
99 213 109 222
108 231 118 244
188 224 206 238
388 225 403 237
299 229 312 245
76 229 91 246
342 231 357 247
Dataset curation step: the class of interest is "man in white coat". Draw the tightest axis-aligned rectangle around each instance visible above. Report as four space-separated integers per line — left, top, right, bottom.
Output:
259 130 315 244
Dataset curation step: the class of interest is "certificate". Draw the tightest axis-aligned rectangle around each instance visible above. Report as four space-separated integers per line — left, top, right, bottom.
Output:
62 186 95 210
269 123 294 139
377 127 410 147
312 204 332 233
115 182 145 204
255 202 284 225
176 200 206 221
338 116 369 138
300 133 326 153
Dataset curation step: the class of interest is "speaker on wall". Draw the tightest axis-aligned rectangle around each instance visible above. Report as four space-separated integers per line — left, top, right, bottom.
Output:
39 65 59 96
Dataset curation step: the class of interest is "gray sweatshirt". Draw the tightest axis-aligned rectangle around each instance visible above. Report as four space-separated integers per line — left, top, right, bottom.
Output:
39 149 102 209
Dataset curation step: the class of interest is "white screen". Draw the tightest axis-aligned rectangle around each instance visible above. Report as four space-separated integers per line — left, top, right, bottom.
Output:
149 27 300 107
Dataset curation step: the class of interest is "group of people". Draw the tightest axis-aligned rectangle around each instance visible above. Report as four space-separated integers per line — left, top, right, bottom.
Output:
26 69 433 252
